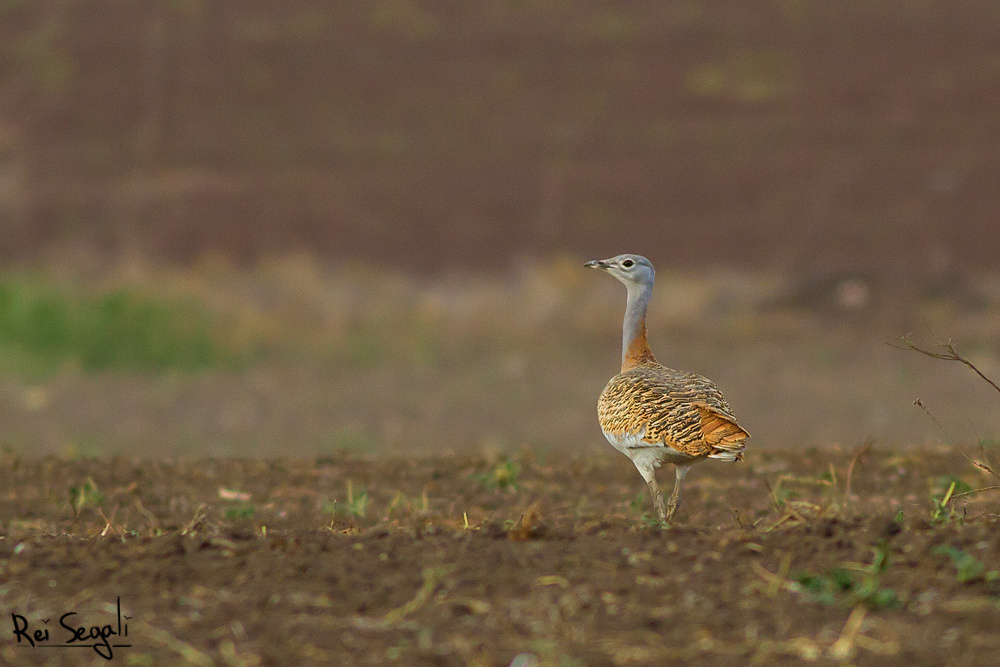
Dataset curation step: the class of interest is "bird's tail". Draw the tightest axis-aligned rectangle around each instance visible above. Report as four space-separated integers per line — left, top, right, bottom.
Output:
694 402 749 462
707 444 745 462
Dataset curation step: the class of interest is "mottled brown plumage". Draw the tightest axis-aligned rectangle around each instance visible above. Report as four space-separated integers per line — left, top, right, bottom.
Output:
586 253 749 523
598 363 748 460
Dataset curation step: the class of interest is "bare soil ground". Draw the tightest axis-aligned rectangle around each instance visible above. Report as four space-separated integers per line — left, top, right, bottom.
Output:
1 448 999 665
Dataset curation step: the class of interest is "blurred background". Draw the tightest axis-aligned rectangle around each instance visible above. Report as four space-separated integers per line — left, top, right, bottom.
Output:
1 1 998 457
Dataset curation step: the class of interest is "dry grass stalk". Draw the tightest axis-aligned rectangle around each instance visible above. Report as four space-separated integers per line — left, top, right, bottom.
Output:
181 503 208 535
97 506 118 538
508 501 545 541
829 606 867 660
380 565 456 626
134 498 160 532
844 440 873 504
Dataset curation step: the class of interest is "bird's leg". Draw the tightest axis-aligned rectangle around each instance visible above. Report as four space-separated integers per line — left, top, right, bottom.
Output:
665 465 690 522
645 477 667 523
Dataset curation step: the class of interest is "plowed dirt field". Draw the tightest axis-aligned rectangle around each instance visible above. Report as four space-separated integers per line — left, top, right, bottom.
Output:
1 448 999 665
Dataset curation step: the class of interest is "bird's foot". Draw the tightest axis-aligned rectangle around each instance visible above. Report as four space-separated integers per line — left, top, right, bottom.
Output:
654 494 669 525
664 497 678 523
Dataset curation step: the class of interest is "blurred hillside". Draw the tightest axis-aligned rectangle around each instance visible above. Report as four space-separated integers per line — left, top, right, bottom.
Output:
2 1 999 274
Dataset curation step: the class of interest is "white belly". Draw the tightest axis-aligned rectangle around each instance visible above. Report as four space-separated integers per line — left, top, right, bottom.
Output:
602 428 696 467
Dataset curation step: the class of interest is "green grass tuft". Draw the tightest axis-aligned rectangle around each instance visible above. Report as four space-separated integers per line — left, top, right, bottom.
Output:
70 477 104 517
933 545 998 583
0 278 251 373
224 505 256 520
793 542 901 609
930 476 973 522
472 460 521 491
324 480 371 520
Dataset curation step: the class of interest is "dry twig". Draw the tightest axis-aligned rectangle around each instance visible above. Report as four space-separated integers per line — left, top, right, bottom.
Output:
951 485 1000 500
901 337 1000 494
898 336 1000 395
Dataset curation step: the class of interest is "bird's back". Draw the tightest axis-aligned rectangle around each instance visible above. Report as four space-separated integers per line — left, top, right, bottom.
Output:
598 360 749 460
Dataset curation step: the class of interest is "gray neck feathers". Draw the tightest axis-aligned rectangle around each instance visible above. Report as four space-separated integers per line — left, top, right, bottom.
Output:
622 282 652 366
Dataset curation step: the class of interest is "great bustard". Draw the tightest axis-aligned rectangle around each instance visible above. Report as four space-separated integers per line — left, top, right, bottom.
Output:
586 254 749 523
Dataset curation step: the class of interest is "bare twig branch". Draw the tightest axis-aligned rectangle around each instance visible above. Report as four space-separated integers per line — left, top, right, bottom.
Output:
951 486 1000 500
899 335 1000 395
971 460 998 478
902 336 1000 483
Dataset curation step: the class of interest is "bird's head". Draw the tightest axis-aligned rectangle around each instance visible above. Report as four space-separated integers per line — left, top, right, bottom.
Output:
584 254 655 288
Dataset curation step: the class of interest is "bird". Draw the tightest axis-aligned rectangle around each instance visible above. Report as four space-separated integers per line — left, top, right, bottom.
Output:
585 254 749 523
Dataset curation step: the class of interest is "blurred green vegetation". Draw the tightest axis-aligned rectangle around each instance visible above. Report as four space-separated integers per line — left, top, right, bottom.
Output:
0 278 251 373
322 428 384 454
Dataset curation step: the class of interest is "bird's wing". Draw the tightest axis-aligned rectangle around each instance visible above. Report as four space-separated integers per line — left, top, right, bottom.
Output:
600 367 749 458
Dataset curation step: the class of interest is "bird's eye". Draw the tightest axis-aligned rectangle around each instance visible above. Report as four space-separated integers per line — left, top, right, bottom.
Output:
622 259 634 268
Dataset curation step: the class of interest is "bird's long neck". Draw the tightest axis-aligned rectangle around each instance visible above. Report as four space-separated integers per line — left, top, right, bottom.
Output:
622 283 656 371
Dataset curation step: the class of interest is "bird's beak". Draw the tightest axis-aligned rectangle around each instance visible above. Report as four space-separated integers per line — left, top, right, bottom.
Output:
584 259 608 270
